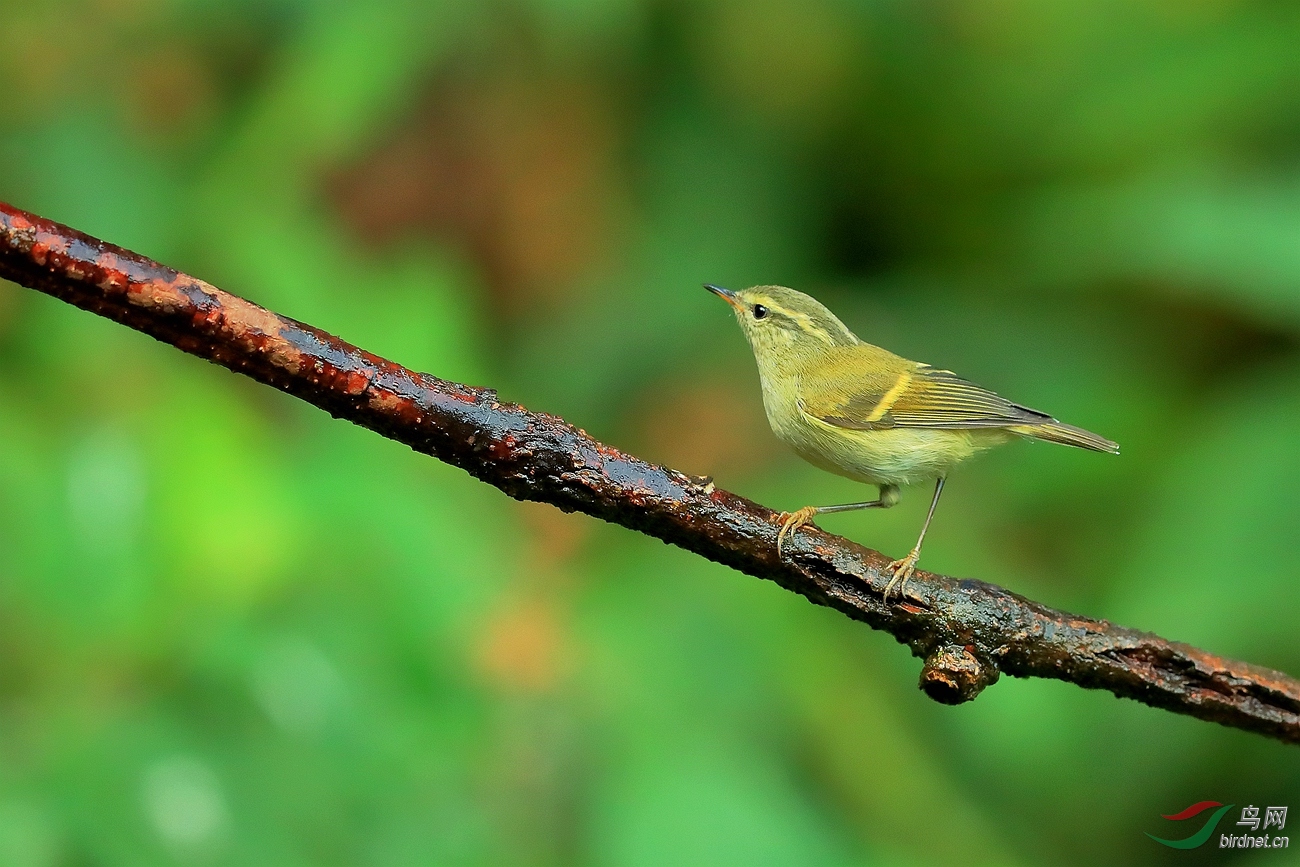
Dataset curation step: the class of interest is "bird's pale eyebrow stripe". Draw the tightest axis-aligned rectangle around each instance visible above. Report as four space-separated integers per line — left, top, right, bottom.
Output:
765 302 837 346
865 370 912 421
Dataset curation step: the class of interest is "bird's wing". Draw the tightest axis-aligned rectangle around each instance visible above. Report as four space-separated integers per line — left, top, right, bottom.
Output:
799 351 1051 431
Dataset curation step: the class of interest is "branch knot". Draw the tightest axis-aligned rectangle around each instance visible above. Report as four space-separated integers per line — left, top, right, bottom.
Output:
919 644 999 705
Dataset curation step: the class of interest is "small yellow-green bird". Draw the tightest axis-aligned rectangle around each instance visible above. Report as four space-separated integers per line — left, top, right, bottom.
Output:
707 284 1118 601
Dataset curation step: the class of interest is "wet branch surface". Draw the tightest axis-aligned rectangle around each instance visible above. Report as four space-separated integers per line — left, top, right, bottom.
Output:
3 200 1299 746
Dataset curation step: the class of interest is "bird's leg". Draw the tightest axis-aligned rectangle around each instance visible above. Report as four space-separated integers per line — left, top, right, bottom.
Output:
883 477 945 603
777 485 900 556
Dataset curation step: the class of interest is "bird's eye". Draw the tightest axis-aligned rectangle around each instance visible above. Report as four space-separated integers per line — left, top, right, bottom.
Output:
752 304 768 320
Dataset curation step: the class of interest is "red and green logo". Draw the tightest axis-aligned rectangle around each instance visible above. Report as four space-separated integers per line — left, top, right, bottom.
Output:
1148 801 1235 849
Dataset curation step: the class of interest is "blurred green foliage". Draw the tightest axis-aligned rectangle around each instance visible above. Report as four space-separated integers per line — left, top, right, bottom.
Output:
2 1 1299 864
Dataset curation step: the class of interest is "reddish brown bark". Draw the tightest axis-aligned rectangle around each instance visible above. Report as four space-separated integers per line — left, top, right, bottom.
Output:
2 200 1298 744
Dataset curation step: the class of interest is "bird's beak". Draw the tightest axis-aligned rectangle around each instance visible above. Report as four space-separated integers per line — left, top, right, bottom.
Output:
704 283 742 311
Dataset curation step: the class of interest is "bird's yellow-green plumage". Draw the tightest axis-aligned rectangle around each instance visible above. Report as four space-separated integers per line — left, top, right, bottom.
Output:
706 283 1117 598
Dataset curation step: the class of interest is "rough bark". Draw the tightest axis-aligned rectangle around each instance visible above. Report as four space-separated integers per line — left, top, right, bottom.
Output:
2 200 1297 745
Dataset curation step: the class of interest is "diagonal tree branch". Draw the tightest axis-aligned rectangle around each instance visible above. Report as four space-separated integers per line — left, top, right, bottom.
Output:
2 199 1298 745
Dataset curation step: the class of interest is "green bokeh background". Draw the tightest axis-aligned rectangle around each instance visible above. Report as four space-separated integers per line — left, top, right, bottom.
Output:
2 1 1299 864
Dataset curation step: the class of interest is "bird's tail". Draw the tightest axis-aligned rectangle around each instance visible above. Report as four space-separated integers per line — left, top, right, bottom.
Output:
1010 421 1119 454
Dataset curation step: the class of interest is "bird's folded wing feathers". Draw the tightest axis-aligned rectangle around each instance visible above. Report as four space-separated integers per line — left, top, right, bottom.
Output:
800 359 1052 431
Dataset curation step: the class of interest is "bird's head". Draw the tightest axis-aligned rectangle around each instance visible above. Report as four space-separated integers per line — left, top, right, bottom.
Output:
705 284 859 368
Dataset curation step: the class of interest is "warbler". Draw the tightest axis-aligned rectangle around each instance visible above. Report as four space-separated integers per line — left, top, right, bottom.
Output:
706 284 1118 601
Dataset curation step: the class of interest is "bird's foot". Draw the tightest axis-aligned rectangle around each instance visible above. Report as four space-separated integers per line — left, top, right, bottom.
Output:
883 548 921 603
777 506 819 556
